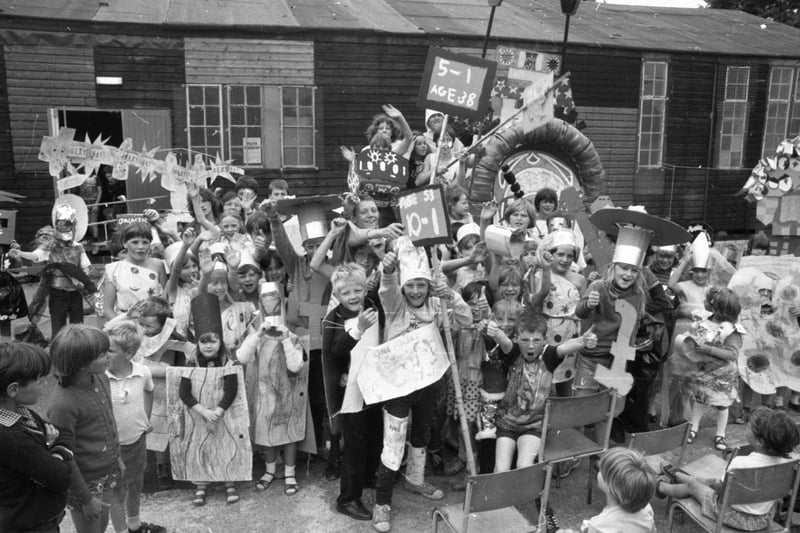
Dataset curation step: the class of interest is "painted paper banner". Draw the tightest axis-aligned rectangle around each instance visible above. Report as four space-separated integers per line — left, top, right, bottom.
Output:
38 128 244 203
340 318 380 414
728 255 800 394
521 71 555 133
166 366 252 482
356 322 449 404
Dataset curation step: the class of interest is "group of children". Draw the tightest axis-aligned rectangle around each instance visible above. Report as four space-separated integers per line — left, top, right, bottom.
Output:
3 104 800 533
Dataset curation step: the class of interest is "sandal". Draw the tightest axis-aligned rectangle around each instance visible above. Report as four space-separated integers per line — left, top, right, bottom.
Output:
255 472 275 491
714 435 728 451
660 463 687 484
687 429 697 444
284 477 298 496
226 486 239 504
192 489 207 507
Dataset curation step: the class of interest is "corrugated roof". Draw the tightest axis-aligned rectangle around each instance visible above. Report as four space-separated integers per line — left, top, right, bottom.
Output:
1 0 799 58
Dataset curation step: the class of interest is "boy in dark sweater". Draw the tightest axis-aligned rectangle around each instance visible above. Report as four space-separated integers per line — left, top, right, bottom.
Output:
0 341 73 533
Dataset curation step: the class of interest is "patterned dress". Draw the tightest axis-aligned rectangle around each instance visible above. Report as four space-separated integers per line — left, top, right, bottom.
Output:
105 260 162 314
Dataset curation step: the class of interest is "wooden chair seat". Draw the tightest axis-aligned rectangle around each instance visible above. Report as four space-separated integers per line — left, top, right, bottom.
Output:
682 454 729 481
670 496 786 533
432 505 536 533
542 428 605 463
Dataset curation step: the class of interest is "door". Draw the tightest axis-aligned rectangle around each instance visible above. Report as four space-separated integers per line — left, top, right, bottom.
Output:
121 109 172 211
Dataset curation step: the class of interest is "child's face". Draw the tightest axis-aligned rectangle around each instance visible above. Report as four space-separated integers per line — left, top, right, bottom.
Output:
208 276 229 301
55 219 74 234
654 251 675 271
355 201 380 229
107 340 132 368
238 269 261 295
86 351 111 375
497 281 521 302
403 279 429 308
507 208 531 229
199 199 213 217
551 245 575 274
336 281 367 313
352 247 377 274
220 216 240 238
496 315 516 338
414 135 428 156
538 199 556 215
125 237 151 261
180 259 199 283
613 263 640 290
266 259 286 283
224 197 242 213
451 195 469 218
138 316 163 337
9 376 46 406
269 188 287 201
522 248 537 268
427 114 443 133
517 329 546 362
376 121 392 139
198 336 221 359
691 267 709 286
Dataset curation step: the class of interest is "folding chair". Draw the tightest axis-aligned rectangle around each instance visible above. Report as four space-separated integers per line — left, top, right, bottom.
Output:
668 459 800 533
588 421 692 504
431 463 553 533
539 389 616 500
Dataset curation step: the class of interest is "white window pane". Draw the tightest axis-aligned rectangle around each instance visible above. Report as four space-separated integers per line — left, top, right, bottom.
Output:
299 147 314 165
284 147 298 166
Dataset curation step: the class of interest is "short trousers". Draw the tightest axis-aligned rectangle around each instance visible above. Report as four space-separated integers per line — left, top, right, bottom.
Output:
701 490 774 531
66 471 122 510
120 433 147 492
573 353 613 392
496 426 542 441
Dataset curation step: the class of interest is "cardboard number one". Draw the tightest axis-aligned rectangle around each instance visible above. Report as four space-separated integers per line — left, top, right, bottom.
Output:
594 299 636 396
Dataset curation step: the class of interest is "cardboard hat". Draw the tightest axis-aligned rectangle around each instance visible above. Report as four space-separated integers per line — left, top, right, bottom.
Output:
210 260 228 277
456 222 481 245
163 241 196 270
590 206 690 268
652 244 677 255
539 228 578 260
238 249 260 271
208 242 227 257
690 233 711 269
191 293 223 340
51 194 88 242
276 194 341 244
687 222 714 247
397 235 432 285
484 224 526 259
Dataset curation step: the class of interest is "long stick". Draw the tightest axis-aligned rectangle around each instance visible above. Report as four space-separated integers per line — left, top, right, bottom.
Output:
430 252 477 476
443 71 571 172
428 114 449 185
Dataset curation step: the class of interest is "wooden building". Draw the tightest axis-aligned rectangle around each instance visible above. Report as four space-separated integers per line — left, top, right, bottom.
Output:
1 0 799 241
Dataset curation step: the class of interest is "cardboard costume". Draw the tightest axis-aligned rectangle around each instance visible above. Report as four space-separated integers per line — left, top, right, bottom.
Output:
166 294 252 482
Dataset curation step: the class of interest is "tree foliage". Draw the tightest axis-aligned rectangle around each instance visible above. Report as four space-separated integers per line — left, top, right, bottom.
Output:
706 0 800 28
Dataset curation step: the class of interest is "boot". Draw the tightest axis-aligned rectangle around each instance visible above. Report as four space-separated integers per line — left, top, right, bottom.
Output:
156 462 174 491
402 446 444 500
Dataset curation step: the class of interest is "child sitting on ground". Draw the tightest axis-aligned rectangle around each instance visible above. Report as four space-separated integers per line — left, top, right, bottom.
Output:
560 447 657 533
657 407 800 531
0 341 73 533
104 320 164 533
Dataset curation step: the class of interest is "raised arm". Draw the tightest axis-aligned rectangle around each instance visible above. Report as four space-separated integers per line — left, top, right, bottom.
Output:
188 182 216 231
310 217 348 278
263 199 299 274
166 228 196 298
384 104 413 156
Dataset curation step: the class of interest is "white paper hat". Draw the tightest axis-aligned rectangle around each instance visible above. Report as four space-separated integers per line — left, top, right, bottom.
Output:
238 249 260 271
456 223 481 245
397 235 432 285
690 233 711 269
538 228 578 264
590 205 690 268
163 241 183 270
276 195 341 245
208 242 227 257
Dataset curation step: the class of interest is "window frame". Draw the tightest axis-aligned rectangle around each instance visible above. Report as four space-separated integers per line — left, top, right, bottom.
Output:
762 65 800 157
186 84 225 160
280 86 317 169
226 84 264 168
716 66 751 170
637 60 669 169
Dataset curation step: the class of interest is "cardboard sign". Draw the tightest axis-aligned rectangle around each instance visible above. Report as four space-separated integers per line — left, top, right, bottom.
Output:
417 47 496 120
115 213 149 227
356 323 449 404
355 149 408 208
397 184 451 247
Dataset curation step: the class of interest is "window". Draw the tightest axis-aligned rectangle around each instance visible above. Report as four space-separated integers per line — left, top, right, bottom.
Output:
281 86 316 167
763 66 800 156
187 85 224 158
638 61 668 168
717 66 750 169
186 84 316 168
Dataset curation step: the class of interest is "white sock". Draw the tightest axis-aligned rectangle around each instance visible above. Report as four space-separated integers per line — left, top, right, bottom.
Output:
284 464 296 479
126 516 141 531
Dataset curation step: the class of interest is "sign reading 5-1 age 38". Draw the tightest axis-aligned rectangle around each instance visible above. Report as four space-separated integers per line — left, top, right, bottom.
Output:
417 47 496 120
397 184 452 247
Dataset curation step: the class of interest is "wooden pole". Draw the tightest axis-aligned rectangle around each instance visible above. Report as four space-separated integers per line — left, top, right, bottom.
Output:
429 120 477 476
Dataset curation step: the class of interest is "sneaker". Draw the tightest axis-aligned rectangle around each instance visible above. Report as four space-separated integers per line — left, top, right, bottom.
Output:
372 504 392 532
402 479 445 500
545 507 560 533
129 523 167 533
558 457 581 479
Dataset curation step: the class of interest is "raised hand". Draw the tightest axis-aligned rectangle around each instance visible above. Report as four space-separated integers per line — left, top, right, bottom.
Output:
581 325 598 349
199 253 214 276
382 251 398 274
181 227 196 246
382 223 405 240
480 201 498 221
239 189 257 209
330 217 348 236
261 198 278 217
339 145 356 162
382 104 403 119
357 308 378 332
143 208 160 223
227 250 241 270
586 289 600 309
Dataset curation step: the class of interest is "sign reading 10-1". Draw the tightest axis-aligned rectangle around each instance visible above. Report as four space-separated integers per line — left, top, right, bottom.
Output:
397 184 452 248
417 47 496 120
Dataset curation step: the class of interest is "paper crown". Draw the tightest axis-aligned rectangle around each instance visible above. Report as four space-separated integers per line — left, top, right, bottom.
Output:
208 242 227 257
191 293 223 340
397 235 432 285
51 194 88 242
456 223 481 245
277 194 341 244
538 229 578 263
238 249 259 271
652 244 677 254
690 233 711 269
590 206 690 268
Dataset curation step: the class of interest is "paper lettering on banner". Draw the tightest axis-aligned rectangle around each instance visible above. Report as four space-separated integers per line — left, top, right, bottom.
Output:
356 323 449 404
728 255 800 394
521 71 554 133
339 318 380 414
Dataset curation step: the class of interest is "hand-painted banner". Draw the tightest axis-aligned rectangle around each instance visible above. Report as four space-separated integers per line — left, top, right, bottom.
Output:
39 127 243 190
728 255 800 394
356 323 449 404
